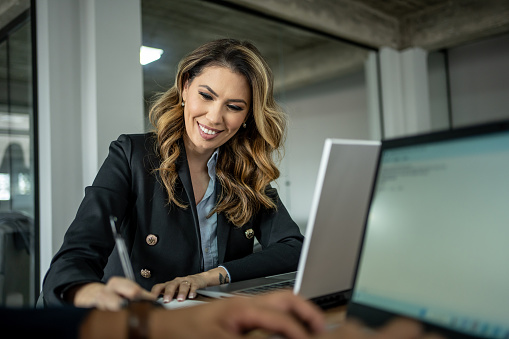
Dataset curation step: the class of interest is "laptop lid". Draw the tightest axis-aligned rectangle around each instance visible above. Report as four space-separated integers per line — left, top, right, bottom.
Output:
347 120 509 339
295 138 380 300
197 138 380 301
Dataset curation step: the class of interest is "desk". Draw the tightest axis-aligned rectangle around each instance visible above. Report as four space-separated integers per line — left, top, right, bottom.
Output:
323 304 348 326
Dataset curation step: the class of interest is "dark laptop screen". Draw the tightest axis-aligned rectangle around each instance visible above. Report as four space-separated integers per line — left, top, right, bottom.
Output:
349 121 509 338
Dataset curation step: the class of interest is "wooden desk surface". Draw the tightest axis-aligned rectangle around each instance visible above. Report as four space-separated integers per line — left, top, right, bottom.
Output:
323 304 348 326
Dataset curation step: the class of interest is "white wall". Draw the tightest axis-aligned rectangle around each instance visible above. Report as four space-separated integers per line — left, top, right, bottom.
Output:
37 0 144 285
278 70 373 231
448 33 509 127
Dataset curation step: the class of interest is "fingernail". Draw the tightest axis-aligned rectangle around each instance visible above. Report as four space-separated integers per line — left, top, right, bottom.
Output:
189 293 195 299
177 295 184 301
163 297 170 303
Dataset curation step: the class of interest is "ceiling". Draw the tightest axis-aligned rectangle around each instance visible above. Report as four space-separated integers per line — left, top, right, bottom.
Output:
140 0 509 101
141 0 371 99
1 0 508 110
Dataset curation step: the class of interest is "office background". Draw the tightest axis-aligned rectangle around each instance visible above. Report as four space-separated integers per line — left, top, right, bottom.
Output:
0 0 508 306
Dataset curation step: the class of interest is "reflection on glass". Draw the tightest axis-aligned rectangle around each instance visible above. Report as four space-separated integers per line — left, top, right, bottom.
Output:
0 173 9 200
0 4 35 307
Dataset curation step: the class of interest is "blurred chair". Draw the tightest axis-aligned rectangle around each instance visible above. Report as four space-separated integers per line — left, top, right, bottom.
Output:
0 212 32 307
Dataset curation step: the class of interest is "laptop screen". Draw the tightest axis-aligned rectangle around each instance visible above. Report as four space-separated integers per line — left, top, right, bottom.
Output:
348 122 509 338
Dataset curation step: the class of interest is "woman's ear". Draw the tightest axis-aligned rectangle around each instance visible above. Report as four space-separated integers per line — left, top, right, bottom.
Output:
182 79 189 101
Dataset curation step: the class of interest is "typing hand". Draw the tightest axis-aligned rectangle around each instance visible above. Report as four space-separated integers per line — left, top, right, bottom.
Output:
151 274 208 302
152 266 230 302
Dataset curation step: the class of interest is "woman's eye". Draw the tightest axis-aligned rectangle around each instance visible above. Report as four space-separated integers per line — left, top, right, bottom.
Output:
199 92 213 100
227 104 243 111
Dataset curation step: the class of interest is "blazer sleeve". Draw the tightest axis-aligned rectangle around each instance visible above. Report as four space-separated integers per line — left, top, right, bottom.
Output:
42 135 135 306
221 187 304 282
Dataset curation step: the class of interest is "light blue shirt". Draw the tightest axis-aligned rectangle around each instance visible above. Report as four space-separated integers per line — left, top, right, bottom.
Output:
196 149 231 280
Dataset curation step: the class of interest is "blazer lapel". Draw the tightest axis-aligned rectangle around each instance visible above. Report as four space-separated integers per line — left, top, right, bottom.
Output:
176 143 203 269
215 179 230 264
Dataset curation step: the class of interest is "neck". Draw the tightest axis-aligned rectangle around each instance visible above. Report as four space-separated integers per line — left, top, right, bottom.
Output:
183 136 213 174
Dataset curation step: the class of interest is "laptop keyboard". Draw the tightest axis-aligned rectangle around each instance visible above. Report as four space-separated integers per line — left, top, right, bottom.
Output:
237 279 295 295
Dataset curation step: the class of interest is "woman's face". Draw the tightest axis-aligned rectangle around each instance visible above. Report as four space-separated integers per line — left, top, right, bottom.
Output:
182 66 251 156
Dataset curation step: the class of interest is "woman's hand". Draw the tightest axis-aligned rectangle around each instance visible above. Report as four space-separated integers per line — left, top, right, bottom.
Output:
151 267 229 302
71 276 157 311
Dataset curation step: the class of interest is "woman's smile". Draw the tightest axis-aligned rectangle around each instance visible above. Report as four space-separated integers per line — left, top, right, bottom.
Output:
197 122 222 139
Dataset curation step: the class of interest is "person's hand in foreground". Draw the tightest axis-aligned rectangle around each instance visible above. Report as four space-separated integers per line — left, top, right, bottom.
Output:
69 276 158 311
80 290 326 339
314 317 446 339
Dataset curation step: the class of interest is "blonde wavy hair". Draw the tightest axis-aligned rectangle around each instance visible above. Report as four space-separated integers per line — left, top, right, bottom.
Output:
149 39 287 226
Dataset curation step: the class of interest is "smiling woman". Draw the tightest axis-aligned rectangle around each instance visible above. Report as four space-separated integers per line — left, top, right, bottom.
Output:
41 39 304 310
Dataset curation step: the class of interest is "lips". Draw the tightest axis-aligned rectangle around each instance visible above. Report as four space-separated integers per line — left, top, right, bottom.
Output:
197 122 222 140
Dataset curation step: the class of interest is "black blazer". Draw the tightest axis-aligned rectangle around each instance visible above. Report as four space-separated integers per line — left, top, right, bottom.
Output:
42 133 303 306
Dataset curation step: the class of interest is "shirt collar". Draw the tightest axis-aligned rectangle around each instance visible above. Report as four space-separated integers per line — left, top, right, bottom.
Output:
206 148 219 180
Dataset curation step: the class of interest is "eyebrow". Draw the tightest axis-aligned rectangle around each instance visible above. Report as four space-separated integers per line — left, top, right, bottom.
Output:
199 85 248 105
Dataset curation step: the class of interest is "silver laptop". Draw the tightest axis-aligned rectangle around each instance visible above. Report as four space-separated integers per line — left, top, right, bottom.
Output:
347 120 509 338
198 138 381 308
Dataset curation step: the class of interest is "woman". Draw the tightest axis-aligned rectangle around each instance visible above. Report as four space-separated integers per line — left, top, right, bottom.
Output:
42 39 304 309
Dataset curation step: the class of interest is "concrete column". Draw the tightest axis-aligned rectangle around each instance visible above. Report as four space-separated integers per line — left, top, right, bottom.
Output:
80 0 144 185
379 47 431 138
37 0 84 286
37 0 144 285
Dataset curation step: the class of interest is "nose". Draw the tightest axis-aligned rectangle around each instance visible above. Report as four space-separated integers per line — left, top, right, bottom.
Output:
206 103 223 126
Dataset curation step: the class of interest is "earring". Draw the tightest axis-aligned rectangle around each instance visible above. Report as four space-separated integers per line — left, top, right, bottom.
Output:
181 101 185 107
243 122 247 128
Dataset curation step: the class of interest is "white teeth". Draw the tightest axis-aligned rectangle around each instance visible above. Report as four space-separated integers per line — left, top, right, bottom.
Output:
199 124 217 135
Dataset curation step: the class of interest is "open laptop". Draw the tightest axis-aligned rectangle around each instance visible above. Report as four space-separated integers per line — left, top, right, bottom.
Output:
198 138 381 308
347 120 509 338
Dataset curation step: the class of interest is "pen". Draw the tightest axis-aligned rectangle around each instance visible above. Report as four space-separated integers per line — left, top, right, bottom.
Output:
109 215 136 281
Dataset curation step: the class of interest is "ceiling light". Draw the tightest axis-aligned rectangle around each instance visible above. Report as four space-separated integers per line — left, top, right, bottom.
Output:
140 46 163 65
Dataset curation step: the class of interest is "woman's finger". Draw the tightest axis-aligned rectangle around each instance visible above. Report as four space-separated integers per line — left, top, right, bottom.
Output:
154 276 201 302
162 284 178 303
99 293 126 311
188 282 198 299
92 285 128 311
176 280 192 301
151 282 165 296
105 276 157 301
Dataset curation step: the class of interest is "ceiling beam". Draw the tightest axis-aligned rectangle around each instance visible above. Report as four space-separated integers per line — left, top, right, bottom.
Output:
220 0 509 51
219 0 399 49
271 43 369 93
401 0 509 50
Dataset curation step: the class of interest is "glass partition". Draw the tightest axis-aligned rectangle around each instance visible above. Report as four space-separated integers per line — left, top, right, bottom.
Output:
0 1 36 307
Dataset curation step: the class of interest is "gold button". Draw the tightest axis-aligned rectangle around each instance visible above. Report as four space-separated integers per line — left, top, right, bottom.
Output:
245 228 254 239
140 269 151 278
146 234 158 246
